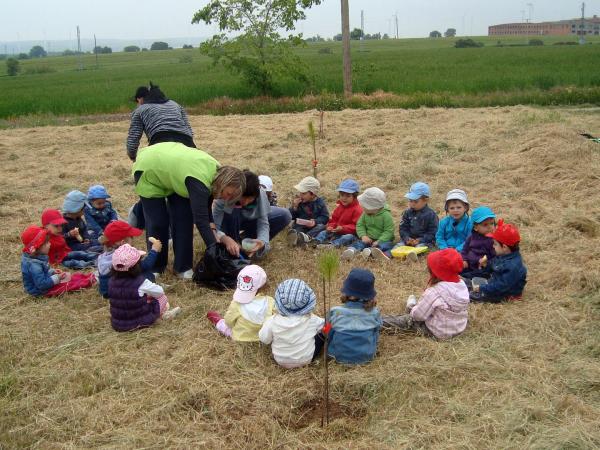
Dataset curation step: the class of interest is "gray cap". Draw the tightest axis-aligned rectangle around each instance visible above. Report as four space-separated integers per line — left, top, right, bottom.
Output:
358 187 386 210
294 176 320 194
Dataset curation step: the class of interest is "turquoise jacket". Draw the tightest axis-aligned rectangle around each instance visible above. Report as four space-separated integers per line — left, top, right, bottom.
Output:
436 214 472 252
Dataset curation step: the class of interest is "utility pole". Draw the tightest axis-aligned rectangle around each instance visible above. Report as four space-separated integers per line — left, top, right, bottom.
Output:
76 26 83 70
341 0 352 97
580 2 586 44
394 12 399 39
360 10 365 52
94 34 99 68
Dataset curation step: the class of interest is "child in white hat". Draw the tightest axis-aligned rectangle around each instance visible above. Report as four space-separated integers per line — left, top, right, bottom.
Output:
258 175 278 206
207 265 274 341
435 189 472 252
287 176 330 246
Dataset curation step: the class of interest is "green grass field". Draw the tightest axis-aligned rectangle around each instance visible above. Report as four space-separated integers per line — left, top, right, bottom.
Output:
2 35 600 119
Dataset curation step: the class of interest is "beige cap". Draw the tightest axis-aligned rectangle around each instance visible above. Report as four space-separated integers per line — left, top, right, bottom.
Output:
294 176 320 194
358 187 386 210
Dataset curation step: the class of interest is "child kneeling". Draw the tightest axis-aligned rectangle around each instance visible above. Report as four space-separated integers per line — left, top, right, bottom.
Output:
382 249 469 339
259 279 324 368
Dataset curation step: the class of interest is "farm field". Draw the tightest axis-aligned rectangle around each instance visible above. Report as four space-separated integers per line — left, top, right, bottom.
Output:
0 106 599 448
2 35 600 120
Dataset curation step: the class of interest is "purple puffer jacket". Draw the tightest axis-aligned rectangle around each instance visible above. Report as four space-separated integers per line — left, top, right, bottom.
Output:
108 274 160 332
461 231 495 271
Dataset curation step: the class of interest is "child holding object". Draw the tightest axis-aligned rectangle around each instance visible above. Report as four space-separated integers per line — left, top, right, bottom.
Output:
287 176 329 246
21 225 95 297
108 244 181 332
382 249 470 339
84 185 119 239
314 178 363 249
341 187 394 260
62 190 102 252
460 206 496 279
206 265 274 341
327 268 382 365
436 189 472 252
259 279 325 369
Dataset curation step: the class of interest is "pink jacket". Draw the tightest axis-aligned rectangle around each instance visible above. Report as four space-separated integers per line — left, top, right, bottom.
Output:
410 281 470 339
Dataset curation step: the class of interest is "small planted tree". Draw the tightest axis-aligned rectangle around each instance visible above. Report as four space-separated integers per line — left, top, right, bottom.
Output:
308 121 318 178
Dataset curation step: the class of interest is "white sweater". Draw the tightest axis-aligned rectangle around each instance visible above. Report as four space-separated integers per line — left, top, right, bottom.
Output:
259 313 324 368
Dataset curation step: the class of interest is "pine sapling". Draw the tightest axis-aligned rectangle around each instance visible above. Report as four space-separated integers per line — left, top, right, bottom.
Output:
308 120 317 178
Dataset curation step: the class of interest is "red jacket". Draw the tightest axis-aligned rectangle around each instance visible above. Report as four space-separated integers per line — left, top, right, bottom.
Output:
48 233 71 265
327 199 363 236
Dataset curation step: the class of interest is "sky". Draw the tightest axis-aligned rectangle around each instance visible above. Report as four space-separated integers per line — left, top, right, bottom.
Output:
0 0 596 44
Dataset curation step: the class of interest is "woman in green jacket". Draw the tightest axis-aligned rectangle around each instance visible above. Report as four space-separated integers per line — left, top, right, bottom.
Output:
133 142 245 278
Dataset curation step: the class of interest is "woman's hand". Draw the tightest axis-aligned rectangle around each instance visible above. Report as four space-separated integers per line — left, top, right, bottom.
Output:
221 235 241 257
247 240 265 258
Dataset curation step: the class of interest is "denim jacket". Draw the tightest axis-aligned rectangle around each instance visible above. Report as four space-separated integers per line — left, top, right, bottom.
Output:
21 253 58 296
84 201 118 237
327 301 381 365
480 251 527 300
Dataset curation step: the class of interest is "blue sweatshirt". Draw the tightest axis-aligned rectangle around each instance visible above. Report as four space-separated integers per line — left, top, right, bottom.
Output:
436 214 473 252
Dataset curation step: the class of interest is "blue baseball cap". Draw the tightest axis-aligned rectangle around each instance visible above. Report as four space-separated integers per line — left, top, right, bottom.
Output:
337 178 360 194
341 268 376 301
404 182 431 200
87 185 111 200
471 206 496 224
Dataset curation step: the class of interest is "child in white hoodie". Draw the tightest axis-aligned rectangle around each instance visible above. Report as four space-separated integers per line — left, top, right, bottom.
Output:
259 279 324 368
382 248 470 339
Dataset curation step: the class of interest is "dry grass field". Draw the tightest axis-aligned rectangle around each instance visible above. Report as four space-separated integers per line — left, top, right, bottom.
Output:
1 106 599 449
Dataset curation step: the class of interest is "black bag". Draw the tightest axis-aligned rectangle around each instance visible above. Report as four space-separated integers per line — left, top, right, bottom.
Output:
192 244 250 290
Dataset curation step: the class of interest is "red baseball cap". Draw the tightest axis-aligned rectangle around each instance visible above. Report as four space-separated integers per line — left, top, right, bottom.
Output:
487 219 521 247
103 220 143 245
427 248 464 283
21 225 49 254
41 209 67 226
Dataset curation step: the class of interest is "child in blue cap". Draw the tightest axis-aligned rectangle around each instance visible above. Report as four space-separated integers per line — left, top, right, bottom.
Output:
327 268 382 365
313 178 363 249
460 206 496 278
62 190 102 252
389 181 439 261
84 185 119 239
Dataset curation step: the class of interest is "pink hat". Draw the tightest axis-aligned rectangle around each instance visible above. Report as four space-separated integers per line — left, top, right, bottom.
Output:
112 243 146 271
233 265 267 304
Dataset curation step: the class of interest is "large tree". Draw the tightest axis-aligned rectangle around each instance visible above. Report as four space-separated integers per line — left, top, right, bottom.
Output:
29 45 47 58
192 0 321 95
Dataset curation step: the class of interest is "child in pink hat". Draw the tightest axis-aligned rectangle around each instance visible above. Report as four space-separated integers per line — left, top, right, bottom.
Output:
207 265 274 341
108 244 180 332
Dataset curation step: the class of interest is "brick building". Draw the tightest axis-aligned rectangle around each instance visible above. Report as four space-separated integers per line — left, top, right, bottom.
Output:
489 16 600 36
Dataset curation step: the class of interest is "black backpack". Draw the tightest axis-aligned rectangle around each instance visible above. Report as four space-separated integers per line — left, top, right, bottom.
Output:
192 244 250 290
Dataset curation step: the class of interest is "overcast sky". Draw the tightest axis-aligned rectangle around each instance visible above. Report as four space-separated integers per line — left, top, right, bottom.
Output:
0 0 596 43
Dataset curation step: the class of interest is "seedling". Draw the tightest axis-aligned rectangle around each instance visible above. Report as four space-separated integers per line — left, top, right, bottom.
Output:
308 120 317 178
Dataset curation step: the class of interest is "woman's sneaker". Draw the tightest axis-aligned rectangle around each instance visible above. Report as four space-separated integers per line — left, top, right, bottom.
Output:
177 269 194 280
370 248 389 260
341 247 356 260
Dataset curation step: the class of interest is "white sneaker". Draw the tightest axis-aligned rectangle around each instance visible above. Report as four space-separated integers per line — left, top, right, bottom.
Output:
297 232 311 247
177 269 194 280
341 248 356 260
406 295 418 311
361 248 372 259
162 306 182 320
406 251 418 263
370 248 389 260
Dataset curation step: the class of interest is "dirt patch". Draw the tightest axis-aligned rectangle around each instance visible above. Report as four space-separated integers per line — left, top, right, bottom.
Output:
290 397 367 429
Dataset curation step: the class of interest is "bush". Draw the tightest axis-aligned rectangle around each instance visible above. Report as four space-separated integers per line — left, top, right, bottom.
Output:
182 44 194 49
23 65 56 75
150 41 169 51
124 45 140 52
179 54 193 63
6 58 20 76
529 39 544 46
93 46 112 54
17 53 29 60
455 38 483 48
318 47 332 54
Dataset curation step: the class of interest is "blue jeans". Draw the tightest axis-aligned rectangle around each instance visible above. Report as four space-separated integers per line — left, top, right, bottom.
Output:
61 251 98 269
350 240 394 252
292 223 327 238
315 231 357 248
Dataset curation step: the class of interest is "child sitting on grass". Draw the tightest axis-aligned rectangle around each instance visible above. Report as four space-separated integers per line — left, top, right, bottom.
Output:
97 221 161 298
206 265 274 341
436 189 472 252
62 190 102 253
341 187 394 260
382 248 469 339
468 219 527 303
108 244 180 332
258 175 278 206
460 206 496 279
287 176 329 246
327 268 381 364
42 209 98 269
21 225 95 297
390 182 438 262
314 178 363 249
259 279 325 369
84 185 119 240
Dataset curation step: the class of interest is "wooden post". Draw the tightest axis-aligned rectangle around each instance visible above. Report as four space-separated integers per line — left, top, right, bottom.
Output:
341 0 352 98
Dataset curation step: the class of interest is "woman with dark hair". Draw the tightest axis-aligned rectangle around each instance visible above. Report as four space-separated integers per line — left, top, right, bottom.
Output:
212 170 292 259
126 82 196 161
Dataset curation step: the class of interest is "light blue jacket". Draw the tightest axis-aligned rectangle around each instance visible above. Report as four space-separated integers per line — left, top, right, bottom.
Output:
21 254 59 296
435 214 472 252
327 301 381 365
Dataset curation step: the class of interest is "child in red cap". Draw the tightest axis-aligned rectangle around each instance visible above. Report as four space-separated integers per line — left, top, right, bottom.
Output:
97 220 162 298
382 248 470 339
21 225 95 297
469 219 527 302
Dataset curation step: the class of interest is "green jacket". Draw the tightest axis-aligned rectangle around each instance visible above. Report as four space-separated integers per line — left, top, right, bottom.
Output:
356 205 395 242
132 142 220 198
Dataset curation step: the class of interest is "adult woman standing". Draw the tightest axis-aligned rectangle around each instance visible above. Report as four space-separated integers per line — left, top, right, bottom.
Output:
133 142 245 279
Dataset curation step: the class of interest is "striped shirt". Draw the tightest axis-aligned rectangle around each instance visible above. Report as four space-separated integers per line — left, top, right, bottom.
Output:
126 100 194 160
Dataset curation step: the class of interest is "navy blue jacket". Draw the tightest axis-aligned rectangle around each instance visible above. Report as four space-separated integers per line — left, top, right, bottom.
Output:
399 205 439 246
21 254 58 296
290 197 329 225
84 201 118 238
480 251 527 301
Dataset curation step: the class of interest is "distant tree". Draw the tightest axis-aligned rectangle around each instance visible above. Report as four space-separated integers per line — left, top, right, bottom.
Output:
62 49 79 56
429 30 442 38
333 33 343 41
182 44 194 49
124 45 141 52
6 58 20 76
29 45 47 58
350 27 363 40
17 53 29 60
444 28 457 38
382 33 390 39
305 35 325 42
150 41 169 51
94 46 112 54
455 38 483 48
141 48 149 51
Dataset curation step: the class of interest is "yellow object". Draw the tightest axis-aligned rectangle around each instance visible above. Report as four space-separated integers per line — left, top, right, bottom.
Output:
224 296 275 342
390 246 429 259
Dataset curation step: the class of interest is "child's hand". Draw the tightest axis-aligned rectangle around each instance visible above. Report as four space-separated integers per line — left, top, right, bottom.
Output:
60 272 71 282
334 226 343 233
478 255 488 268
371 240 379 247
69 228 81 237
326 226 334 232
307 219 316 229
472 285 480 293
149 237 162 252
83 239 90 244
292 196 302 208
407 238 418 246
463 261 468 269
361 236 373 245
